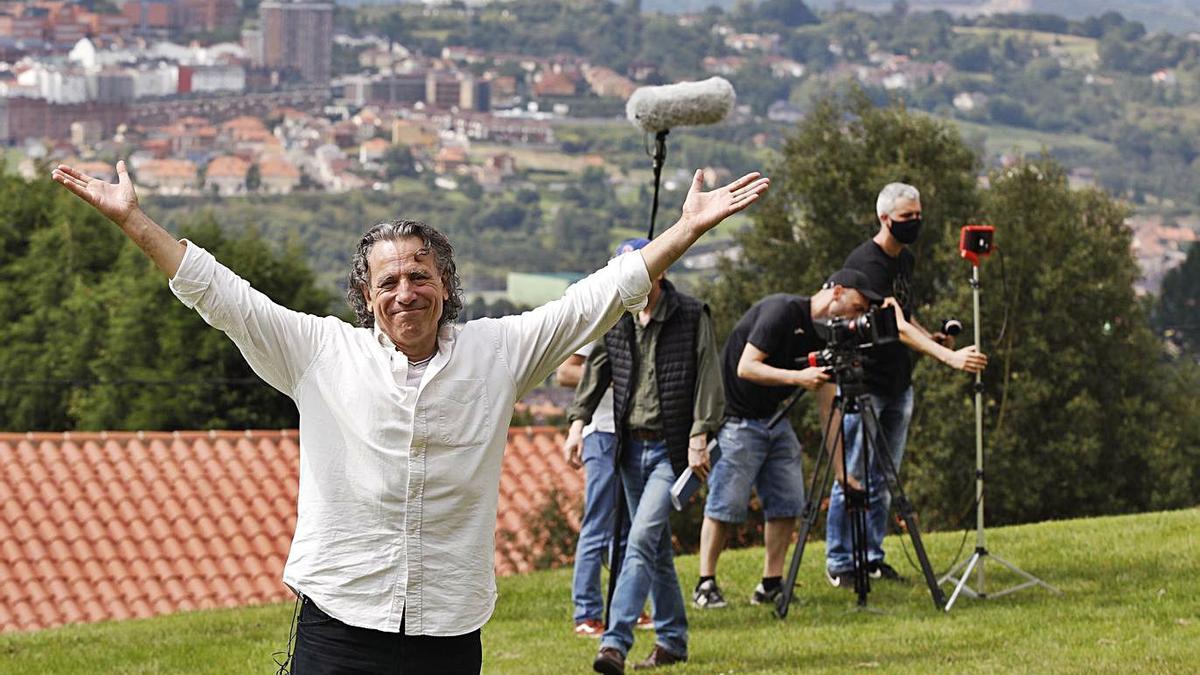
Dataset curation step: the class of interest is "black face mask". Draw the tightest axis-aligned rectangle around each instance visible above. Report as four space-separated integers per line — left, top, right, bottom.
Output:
889 216 922 244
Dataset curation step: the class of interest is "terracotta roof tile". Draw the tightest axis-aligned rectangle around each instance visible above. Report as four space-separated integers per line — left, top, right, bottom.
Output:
0 426 580 632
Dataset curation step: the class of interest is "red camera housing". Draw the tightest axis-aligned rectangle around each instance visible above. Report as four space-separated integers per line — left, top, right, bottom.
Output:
959 225 995 265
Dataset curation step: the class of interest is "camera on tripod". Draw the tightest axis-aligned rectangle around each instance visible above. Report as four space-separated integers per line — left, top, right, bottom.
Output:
806 305 900 374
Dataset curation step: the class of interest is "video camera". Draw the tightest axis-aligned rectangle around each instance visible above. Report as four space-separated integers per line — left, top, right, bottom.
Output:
806 305 900 377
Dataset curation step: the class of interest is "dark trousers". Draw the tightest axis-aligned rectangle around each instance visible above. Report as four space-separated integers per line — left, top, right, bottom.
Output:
291 597 482 675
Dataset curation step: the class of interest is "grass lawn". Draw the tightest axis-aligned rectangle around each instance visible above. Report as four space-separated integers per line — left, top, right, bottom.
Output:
2 509 1196 673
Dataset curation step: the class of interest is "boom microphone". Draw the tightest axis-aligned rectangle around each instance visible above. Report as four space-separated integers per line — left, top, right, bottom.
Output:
625 77 736 134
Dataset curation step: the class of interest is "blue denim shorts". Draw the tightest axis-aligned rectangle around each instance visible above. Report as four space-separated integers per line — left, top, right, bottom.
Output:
704 417 805 523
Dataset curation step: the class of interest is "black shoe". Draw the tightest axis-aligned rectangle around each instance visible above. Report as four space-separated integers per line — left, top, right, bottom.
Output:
594 647 625 675
868 561 907 583
633 644 687 670
825 568 854 589
692 579 728 608
749 582 780 605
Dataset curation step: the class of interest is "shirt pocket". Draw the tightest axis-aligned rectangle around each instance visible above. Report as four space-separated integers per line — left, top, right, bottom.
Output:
432 378 491 451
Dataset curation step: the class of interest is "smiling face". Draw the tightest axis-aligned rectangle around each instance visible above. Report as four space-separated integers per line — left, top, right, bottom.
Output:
361 236 448 359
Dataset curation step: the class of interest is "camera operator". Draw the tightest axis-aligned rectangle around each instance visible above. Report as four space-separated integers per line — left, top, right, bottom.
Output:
693 270 882 609
824 182 989 588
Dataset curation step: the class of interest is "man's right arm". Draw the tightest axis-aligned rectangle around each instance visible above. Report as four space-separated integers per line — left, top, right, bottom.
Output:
53 161 328 396
736 343 830 391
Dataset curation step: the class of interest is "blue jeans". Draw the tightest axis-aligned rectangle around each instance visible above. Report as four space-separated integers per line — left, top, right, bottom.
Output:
826 386 914 573
705 417 805 523
600 438 687 659
571 431 623 623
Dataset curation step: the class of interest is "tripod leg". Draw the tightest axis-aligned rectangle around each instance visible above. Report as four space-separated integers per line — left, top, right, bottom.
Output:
944 550 983 610
985 553 1063 596
776 395 843 618
775 493 819 619
859 400 947 610
848 484 871 606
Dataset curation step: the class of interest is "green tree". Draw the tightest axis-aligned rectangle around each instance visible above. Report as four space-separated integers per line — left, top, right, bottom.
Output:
0 175 335 432
908 159 1192 525
245 164 262 192
1155 243 1200 359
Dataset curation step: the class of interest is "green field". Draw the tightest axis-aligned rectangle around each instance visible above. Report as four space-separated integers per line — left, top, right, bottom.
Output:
944 117 1115 158
2 508 1197 673
952 26 1099 63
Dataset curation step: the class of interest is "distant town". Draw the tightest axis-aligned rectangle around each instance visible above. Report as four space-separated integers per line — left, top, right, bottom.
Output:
0 0 1195 297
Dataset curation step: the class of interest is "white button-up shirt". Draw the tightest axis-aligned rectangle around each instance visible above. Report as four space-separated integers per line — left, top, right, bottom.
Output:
169 241 651 636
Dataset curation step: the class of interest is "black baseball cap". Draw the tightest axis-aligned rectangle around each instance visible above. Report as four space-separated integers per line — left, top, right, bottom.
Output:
823 268 884 305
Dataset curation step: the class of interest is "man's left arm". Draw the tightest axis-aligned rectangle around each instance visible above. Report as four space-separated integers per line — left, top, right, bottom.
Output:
892 299 988 373
688 310 725 481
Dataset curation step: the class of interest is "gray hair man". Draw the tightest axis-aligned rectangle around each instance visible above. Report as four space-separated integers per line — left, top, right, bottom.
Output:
52 161 769 672
824 181 988 588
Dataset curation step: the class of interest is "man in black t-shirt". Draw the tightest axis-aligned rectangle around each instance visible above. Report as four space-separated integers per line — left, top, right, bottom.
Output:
692 269 881 609
825 182 989 588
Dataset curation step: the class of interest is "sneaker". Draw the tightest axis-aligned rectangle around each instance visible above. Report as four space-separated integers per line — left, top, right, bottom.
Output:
575 618 605 638
749 582 782 606
825 568 854 589
635 611 654 631
691 579 728 608
868 561 907 583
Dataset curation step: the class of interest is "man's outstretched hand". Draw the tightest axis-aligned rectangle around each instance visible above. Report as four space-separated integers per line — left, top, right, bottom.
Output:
50 160 184 277
679 170 770 234
52 161 139 227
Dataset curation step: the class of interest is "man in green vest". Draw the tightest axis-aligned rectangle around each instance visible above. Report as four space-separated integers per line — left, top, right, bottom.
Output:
567 238 724 674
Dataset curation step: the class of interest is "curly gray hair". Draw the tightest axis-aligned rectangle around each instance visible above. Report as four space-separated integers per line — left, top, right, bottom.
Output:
346 219 463 329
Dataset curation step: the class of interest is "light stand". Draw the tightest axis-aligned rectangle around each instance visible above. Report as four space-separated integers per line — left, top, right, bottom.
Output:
939 226 1061 611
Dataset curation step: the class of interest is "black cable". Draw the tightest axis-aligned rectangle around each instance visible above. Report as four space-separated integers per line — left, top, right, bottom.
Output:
272 592 302 675
896 484 983 580
992 244 1010 345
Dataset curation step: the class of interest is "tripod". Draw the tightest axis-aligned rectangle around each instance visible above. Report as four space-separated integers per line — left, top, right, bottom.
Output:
774 372 946 617
938 263 1061 610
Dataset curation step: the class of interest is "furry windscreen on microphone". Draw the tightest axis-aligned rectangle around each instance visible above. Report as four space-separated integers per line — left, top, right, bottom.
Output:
625 77 736 134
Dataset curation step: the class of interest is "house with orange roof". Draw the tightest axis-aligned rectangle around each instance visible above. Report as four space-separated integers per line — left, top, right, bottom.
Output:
359 137 391 166
433 145 468 175
135 158 198 195
582 65 636 99
532 70 578 98
204 155 250 196
258 156 301 195
220 116 270 144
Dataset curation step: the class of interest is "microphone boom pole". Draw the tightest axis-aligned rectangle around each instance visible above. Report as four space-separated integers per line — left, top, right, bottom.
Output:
647 130 668 239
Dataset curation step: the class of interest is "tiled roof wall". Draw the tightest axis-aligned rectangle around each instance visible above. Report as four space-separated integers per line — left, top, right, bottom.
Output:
0 427 581 633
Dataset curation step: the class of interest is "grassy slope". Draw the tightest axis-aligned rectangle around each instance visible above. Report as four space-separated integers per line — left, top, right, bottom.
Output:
1 509 1197 673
